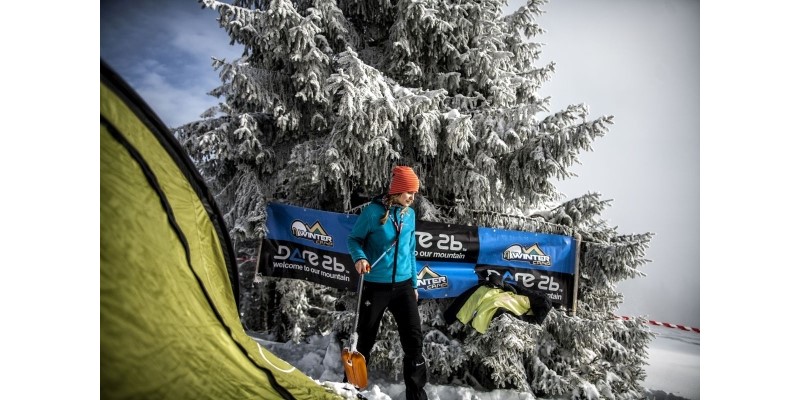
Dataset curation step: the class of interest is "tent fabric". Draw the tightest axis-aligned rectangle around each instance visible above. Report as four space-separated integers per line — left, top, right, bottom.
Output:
100 60 343 400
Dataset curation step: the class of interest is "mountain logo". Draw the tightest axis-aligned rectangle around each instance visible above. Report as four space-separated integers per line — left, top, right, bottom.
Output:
290 220 334 246
416 265 449 290
482 268 518 285
502 243 551 266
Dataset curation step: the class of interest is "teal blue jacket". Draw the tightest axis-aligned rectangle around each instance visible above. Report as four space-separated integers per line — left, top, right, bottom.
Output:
347 198 418 288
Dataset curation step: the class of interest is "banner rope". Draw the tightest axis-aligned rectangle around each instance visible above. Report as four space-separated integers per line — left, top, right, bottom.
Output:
346 200 578 236
438 205 577 236
619 316 700 334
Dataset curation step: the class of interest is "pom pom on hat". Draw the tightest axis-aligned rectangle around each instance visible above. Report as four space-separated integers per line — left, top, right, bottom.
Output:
388 166 419 195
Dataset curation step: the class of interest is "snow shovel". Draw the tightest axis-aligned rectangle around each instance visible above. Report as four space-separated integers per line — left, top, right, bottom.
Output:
342 241 396 389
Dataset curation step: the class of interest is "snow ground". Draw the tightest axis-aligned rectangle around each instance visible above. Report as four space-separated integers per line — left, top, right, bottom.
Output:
642 325 700 400
251 324 700 400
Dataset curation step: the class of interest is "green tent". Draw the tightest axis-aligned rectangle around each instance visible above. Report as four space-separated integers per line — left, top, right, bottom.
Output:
100 60 344 400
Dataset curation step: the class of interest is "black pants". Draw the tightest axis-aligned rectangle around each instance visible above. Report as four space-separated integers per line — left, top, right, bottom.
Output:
357 279 428 400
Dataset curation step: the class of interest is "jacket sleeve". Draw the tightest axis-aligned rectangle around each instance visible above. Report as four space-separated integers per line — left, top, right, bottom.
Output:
347 207 372 263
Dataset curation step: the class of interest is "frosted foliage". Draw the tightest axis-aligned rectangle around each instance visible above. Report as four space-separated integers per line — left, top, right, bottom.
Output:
364 312 405 379
274 279 339 343
184 0 618 216
275 279 313 343
177 0 655 398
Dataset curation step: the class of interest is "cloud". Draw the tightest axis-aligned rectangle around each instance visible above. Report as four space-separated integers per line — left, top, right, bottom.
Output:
134 65 221 128
170 13 242 63
101 0 241 127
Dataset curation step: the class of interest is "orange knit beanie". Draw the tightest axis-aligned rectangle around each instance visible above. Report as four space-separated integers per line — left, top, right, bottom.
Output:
388 166 419 195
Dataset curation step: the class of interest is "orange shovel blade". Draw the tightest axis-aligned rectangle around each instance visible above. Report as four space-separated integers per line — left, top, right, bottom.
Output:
341 348 368 389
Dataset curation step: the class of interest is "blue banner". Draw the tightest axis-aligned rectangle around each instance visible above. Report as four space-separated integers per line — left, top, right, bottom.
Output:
474 227 577 308
412 220 478 300
262 202 578 308
264 203 360 291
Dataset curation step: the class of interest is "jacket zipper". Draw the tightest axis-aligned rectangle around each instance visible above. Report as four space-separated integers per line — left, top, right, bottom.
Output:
391 207 400 284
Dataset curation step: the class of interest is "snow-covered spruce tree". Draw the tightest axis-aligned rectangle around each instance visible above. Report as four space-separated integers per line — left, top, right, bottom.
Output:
174 0 655 398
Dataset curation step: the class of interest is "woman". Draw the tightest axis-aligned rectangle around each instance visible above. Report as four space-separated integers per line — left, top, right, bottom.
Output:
346 165 428 400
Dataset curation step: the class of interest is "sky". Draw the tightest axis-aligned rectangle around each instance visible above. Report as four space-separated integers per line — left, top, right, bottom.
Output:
257 324 700 400
517 0 700 329
100 0 242 127
100 0 700 329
